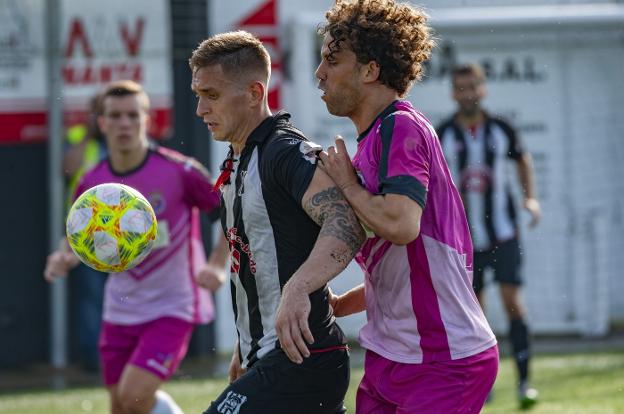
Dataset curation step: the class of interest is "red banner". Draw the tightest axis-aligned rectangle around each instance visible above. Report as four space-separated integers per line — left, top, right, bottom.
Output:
0 109 171 144
0 0 172 145
236 0 282 110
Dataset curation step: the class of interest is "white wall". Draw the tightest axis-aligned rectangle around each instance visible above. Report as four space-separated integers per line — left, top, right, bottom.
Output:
282 3 624 337
207 1 624 352
418 0 621 7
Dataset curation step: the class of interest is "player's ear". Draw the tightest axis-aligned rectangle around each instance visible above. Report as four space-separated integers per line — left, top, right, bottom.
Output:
96 115 106 133
143 110 151 131
478 81 487 99
248 81 265 106
362 60 381 84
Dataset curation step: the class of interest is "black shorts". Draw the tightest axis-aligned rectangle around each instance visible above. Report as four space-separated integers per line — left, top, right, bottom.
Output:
204 347 350 414
473 238 522 294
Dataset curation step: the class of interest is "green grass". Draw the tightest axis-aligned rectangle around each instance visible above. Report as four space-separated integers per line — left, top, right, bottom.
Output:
1 351 623 413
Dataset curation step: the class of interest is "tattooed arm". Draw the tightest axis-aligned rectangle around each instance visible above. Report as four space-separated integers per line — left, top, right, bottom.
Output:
275 167 365 364
319 137 423 245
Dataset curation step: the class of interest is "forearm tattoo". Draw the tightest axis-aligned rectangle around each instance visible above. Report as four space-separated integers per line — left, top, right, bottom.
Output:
304 187 365 265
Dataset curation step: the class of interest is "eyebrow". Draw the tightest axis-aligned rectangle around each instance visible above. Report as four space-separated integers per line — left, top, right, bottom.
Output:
321 47 337 60
192 85 218 94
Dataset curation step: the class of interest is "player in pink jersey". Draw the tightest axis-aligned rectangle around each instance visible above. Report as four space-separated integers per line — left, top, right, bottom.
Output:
44 80 226 414
315 1 498 413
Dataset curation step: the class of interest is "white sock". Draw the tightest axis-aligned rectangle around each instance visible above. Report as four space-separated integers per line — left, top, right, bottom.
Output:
150 390 184 414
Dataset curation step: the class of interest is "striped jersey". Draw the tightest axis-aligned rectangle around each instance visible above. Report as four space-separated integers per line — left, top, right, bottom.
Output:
437 113 525 251
76 145 221 325
353 100 496 364
219 112 345 368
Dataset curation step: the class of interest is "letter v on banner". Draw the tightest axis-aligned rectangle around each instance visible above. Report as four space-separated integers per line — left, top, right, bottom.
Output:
235 0 281 110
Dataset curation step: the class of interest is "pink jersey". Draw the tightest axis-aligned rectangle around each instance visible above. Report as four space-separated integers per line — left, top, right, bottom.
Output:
76 146 221 325
353 100 496 363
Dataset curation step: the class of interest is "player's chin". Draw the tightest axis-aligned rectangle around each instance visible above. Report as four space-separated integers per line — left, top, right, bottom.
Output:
326 103 348 118
212 134 228 142
323 100 340 116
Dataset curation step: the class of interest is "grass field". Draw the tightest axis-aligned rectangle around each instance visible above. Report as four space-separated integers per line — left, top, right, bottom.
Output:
1 351 623 413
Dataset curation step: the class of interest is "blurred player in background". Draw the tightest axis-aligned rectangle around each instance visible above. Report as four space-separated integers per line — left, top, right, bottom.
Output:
45 80 227 414
63 92 108 373
315 1 499 413
190 30 365 414
437 63 541 409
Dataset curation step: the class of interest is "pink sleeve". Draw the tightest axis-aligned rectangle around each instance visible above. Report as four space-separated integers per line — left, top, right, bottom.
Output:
73 179 88 202
378 113 431 208
385 113 431 187
182 159 221 212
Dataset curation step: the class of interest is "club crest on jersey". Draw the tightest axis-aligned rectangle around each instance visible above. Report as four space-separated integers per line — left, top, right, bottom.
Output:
217 391 247 414
299 141 322 164
356 169 366 187
148 192 166 215
461 165 492 193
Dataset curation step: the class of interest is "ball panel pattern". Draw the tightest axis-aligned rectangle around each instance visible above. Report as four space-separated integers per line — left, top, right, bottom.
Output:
67 207 93 234
66 183 158 272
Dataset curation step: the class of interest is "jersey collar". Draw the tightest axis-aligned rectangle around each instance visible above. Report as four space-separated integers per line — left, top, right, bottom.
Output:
245 110 292 147
357 100 402 142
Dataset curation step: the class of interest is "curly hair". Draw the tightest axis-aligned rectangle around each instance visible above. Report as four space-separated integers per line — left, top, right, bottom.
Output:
319 0 435 96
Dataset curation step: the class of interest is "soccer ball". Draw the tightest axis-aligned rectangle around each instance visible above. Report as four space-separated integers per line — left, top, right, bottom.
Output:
66 183 158 272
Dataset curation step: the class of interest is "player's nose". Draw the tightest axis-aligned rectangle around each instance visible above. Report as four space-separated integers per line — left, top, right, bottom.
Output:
196 98 211 117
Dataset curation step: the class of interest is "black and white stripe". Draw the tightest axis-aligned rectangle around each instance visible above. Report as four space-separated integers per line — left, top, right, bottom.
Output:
437 113 524 251
220 112 344 368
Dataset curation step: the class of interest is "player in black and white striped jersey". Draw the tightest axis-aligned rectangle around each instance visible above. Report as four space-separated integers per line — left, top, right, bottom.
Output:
190 30 365 414
437 63 541 409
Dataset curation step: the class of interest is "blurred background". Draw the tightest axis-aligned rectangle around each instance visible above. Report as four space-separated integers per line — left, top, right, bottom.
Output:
0 0 623 394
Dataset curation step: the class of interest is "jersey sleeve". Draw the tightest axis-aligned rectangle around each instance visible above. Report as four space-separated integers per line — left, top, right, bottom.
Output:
262 137 321 204
73 168 96 202
378 112 430 209
494 118 525 160
436 121 462 185
181 157 221 213
73 180 86 202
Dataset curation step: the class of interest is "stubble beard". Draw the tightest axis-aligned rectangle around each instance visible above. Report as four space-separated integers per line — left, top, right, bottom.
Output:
325 89 358 118
460 102 481 118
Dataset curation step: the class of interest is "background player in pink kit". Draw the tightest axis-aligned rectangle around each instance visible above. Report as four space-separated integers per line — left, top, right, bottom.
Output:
44 80 226 414
315 1 498 413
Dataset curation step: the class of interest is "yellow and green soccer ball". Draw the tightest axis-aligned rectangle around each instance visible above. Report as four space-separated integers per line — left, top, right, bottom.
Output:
66 183 158 272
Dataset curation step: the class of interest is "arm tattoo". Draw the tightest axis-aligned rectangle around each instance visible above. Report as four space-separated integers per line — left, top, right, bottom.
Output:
303 187 365 265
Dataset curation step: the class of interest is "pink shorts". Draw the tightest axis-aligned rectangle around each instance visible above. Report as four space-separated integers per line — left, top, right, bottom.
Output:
356 345 499 414
99 317 194 385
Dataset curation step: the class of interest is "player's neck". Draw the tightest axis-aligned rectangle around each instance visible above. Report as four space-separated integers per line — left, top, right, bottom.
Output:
109 142 149 174
231 106 272 155
352 89 400 135
457 110 484 129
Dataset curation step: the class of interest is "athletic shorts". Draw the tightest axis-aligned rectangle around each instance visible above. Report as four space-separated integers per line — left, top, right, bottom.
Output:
204 347 350 414
356 345 498 414
473 238 523 293
99 316 194 385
